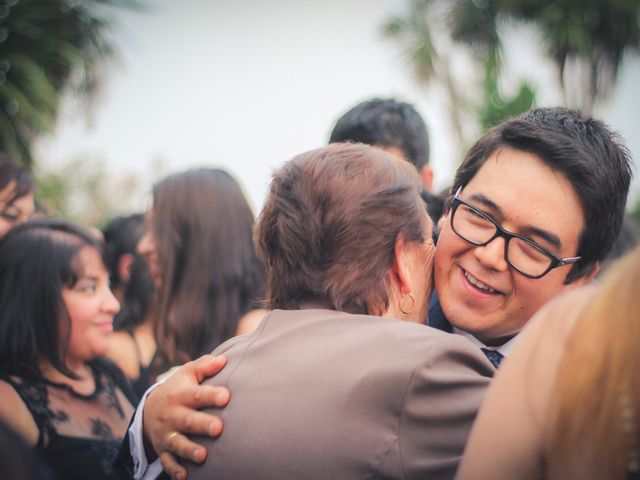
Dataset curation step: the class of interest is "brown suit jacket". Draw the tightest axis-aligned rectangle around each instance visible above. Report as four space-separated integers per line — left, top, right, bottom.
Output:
188 308 493 480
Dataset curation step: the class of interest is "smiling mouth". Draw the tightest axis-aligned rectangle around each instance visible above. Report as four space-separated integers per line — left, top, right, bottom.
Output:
96 322 113 333
463 270 502 295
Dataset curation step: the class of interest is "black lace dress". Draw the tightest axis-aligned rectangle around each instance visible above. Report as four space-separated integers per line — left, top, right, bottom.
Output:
0 358 137 480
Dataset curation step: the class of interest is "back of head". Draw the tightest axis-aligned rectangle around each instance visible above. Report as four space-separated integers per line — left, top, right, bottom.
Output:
0 153 33 205
103 214 146 289
255 143 430 315
152 168 265 363
548 245 640 479
329 98 430 169
0 219 105 379
451 107 634 282
103 213 155 330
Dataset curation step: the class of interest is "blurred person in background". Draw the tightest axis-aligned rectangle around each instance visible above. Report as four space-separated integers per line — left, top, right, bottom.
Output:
0 219 136 479
103 214 158 399
329 97 445 233
456 245 640 480
137 168 266 379
0 153 35 237
598 216 640 277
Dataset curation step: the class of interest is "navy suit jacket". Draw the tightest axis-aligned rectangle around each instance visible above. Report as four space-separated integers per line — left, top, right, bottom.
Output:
428 293 453 333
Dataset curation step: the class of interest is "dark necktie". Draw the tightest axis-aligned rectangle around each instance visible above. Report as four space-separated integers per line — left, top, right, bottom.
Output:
481 348 504 369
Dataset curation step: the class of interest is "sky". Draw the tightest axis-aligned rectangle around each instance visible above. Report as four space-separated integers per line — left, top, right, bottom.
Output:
36 0 640 217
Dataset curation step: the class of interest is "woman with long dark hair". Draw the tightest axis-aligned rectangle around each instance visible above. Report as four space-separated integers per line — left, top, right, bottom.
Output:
138 168 265 376
0 219 136 479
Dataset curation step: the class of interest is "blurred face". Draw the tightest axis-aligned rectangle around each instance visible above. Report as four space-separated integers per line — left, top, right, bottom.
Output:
434 147 589 345
138 210 161 288
0 182 34 238
62 247 120 365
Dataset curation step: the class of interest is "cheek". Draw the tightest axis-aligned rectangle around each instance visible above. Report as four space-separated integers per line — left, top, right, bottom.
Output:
513 275 566 319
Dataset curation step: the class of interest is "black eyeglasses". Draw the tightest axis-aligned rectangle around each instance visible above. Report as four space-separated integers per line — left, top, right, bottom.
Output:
449 187 581 279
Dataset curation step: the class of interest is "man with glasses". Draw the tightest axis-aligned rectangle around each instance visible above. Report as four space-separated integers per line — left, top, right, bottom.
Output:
116 107 633 478
429 107 632 367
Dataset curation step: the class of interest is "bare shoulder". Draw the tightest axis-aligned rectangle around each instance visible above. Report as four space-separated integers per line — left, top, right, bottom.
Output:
104 331 140 379
0 379 39 446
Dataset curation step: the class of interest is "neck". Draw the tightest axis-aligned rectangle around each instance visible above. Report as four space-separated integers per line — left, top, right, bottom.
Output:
39 357 91 381
39 358 97 395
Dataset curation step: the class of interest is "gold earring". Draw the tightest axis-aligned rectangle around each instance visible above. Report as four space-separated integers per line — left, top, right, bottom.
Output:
399 292 416 315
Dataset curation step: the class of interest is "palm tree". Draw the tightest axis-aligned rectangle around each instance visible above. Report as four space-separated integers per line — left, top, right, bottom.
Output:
0 0 142 168
383 0 536 162
383 0 470 159
387 0 640 123
500 0 640 113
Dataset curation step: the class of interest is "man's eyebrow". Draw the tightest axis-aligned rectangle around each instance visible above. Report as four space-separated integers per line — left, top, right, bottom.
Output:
468 193 563 250
521 226 562 250
468 193 503 216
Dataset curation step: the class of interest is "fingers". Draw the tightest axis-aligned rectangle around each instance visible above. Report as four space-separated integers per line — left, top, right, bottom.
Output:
159 430 208 479
186 355 227 383
164 430 208 464
172 384 230 410
159 451 187 480
169 405 224 437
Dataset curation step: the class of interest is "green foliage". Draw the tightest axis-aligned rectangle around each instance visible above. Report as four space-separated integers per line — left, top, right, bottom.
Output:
0 0 143 168
383 0 537 155
383 1 440 85
478 57 536 129
631 196 640 226
498 0 640 111
384 0 639 163
36 155 145 228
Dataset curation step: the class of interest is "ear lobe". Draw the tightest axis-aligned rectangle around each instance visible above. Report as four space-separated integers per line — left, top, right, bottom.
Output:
391 236 414 295
567 262 600 288
582 262 600 284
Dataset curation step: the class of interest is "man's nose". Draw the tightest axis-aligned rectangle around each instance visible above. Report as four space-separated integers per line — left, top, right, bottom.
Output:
473 236 509 272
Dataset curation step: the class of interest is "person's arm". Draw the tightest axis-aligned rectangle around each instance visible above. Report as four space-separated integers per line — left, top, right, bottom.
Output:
397 334 494 480
454 290 587 480
127 355 231 480
0 380 39 446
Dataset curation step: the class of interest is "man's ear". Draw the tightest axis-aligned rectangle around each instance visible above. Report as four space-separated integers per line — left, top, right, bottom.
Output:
420 165 434 191
117 253 135 284
390 236 414 295
568 262 601 288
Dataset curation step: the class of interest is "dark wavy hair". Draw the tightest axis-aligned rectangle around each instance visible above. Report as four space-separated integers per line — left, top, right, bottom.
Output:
449 107 633 283
151 168 265 368
103 213 155 330
255 143 430 315
0 219 107 380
